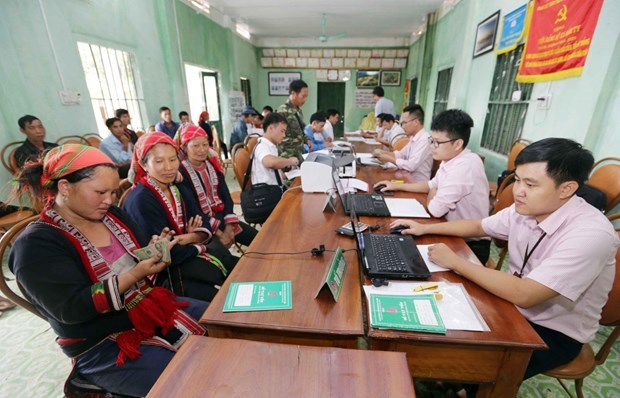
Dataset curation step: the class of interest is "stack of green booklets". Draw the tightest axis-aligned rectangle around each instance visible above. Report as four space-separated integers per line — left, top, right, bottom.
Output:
368 293 446 334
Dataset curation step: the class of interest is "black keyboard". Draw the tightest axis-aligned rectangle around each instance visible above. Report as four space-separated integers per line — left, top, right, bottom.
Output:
348 195 375 213
368 235 408 272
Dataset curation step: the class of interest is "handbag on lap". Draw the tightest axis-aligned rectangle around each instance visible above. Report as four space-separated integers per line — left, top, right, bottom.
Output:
240 148 284 224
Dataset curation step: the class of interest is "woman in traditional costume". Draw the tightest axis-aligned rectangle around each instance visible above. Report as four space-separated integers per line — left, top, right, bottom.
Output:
122 132 231 302
175 124 258 267
9 144 207 396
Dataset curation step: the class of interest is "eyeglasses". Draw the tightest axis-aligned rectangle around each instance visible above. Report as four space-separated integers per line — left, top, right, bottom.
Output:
429 137 458 147
400 118 417 125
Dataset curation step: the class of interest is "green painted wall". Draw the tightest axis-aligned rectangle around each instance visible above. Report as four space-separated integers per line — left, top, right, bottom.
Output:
408 0 620 180
0 0 257 187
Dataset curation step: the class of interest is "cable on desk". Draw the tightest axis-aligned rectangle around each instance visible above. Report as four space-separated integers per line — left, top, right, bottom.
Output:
241 247 357 258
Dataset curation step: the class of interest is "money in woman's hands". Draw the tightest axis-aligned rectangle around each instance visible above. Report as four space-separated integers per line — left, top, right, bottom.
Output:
134 240 171 264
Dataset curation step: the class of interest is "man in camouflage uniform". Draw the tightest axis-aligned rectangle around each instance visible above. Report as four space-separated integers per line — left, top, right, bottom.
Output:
277 79 312 164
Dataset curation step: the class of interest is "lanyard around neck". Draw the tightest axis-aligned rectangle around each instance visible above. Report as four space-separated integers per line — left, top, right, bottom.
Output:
514 232 547 278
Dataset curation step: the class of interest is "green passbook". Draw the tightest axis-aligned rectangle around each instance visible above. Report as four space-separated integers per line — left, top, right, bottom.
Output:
223 281 292 312
369 293 446 334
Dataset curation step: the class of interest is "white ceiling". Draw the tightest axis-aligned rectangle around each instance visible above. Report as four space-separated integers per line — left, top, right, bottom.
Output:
185 0 458 47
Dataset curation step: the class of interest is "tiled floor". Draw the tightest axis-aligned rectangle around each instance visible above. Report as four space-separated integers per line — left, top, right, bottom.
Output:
1 171 618 397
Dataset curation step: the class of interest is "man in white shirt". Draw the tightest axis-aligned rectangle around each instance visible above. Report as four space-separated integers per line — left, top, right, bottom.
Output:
322 109 340 141
251 113 299 186
374 105 432 182
376 113 405 147
373 86 395 117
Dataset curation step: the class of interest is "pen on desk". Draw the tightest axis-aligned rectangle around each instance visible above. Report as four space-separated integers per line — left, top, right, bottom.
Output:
413 282 439 292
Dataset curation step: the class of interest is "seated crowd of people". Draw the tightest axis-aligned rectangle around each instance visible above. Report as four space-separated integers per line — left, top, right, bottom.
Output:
2 78 617 398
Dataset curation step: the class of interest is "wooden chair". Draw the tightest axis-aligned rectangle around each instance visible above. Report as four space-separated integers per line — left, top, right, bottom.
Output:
587 157 620 212
56 135 90 145
543 213 620 398
392 137 409 151
232 143 251 192
0 214 44 319
1 141 23 175
115 178 132 206
244 136 259 154
489 138 531 199
82 133 102 148
486 173 516 270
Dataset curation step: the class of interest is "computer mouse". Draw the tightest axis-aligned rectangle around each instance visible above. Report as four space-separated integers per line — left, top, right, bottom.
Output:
374 184 387 193
390 225 408 234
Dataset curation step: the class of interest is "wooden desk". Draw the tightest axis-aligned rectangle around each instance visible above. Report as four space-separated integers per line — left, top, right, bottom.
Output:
201 182 365 348
203 151 546 397
147 336 415 398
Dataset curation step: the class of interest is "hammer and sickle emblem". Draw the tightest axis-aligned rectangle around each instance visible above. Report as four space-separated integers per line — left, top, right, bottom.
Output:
556 4 568 23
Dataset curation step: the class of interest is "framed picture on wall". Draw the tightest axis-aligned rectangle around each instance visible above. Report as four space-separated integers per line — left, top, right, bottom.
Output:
381 71 401 86
473 11 500 58
356 70 380 87
268 72 302 96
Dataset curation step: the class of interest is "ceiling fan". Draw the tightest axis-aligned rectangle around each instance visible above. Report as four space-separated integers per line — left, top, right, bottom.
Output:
317 14 347 43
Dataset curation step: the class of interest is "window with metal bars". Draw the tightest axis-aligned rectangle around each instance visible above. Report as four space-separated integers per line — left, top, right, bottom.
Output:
432 67 453 118
240 78 252 106
481 45 533 155
77 42 145 135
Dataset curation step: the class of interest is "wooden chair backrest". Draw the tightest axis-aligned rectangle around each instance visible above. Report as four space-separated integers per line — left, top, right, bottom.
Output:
430 159 441 179
600 213 620 326
507 138 531 171
1 141 23 174
392 137 409 151
83 133 102 148
232 144 251 191
588 157 620 212
56 135 89 145
245 136 259 154
0 215 45 320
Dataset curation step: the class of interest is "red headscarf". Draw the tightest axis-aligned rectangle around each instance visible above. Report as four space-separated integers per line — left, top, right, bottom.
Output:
41 144 114 189
129 132 178 185
198 111 209 125
175 125 223 173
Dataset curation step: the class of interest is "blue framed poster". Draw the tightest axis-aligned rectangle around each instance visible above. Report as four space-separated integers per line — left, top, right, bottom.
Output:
496 4 528 54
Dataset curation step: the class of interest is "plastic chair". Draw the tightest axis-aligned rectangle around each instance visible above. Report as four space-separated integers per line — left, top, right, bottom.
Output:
587 157 620 212
1 141 23 174
56 135 90 145
543 213 620 398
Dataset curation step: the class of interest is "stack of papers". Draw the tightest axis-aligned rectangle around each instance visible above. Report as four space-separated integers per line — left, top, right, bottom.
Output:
364 282 489 332
368 293 446 334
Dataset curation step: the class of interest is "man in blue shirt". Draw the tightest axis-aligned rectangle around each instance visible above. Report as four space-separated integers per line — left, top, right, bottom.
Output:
154 106 180 138
373 86 396 117
230 105 259 149
100 117 132 177
304 112 332 152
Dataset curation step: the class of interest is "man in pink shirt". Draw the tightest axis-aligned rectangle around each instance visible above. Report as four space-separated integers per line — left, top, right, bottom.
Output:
374 104 432 182
375 109 490 263
391 138 619 393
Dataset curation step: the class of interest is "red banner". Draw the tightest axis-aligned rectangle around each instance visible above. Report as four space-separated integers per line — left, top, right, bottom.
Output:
516 0 603 83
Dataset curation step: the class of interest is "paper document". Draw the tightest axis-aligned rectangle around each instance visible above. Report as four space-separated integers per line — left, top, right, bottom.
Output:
417 245 450 273
340 178 369 192
223 281 292 312
363 281 489 332
284 168 301 179
346 136 365 142
358 157 397 169
384 198 431 218
363 138 381 145
344 131 361 136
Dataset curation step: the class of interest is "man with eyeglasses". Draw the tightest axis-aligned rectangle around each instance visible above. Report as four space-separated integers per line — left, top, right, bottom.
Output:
374 109 490 264
374 105 432 182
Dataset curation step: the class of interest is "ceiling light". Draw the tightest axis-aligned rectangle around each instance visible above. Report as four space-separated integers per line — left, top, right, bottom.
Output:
236 23 251 40
191 0 210 13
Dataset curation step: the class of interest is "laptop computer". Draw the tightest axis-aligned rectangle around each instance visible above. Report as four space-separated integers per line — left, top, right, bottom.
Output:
349 206 431 280
332 169 390 217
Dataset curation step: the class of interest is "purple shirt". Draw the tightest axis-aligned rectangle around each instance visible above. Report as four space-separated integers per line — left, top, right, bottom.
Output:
427 149 489 221
394 129 432 182
482 195 618 343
